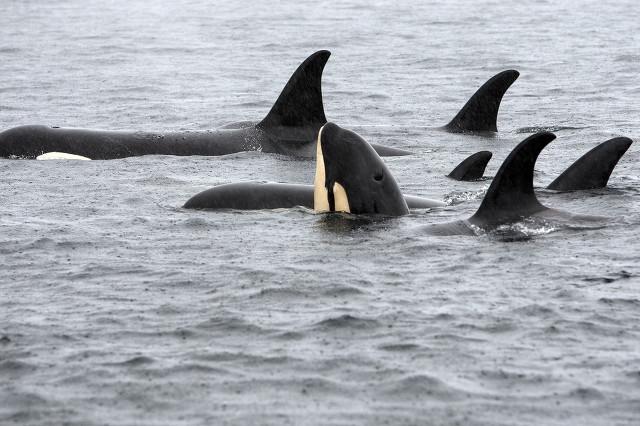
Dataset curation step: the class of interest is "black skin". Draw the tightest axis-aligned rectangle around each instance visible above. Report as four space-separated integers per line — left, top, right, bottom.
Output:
447 151 493 180
547 137 633 191
183 182 444 210
443 70 519 134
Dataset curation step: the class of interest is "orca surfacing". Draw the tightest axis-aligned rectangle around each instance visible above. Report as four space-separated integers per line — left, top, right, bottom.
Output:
0 51 409 160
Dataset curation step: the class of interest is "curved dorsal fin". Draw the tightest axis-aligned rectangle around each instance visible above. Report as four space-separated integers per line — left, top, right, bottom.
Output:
470 132 556 225
447 151 493 180
444 70 519 133
547 137 633 191
258 50 330 129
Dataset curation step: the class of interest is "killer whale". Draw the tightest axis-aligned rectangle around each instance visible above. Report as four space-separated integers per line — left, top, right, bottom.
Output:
443 70 519 134
183 183 444 211
183 125 445 211
547 137 633 191
313 122 409 216
0 51 409 160
447 151 493 180
304 125 604 236
0 59 521 160
427 132 607 235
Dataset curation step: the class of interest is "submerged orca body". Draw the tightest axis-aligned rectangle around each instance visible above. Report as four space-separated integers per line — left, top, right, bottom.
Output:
443 70 519 134
447 151 493 180
183 182 444 211
0 51 409 160
547 137 633 191
184 123 445 211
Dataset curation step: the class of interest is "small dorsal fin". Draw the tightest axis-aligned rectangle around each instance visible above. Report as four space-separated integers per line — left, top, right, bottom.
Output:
444 70 519 133
470 132 555 225
258 50 330 129
547 137 633 191
447 151 492 180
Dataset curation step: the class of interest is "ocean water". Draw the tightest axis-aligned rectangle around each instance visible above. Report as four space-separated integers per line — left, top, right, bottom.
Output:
1 0 639 425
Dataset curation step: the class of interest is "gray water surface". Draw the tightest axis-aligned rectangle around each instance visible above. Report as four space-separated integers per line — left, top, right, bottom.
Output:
1 1 640 425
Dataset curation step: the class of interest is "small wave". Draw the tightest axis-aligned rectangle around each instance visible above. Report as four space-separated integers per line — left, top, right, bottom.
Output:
615 54 640 62
515 125 587 133
380 374 467 401
567 387 605 401
489 218 560 241
249 287 307 300
443 188 487 205
0 360 37 375
598 296 639 306
193 351 297 367
584 270 633 284
378 343 422 352
321 285 365 297
106 355 155 367
196 316 266 334
312 314 381 331
179 217 211 228
511 304 558 318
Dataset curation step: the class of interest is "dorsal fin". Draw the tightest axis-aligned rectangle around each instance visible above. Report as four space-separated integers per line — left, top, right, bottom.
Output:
444 70 519 133
258 50 330 129
470 132 556 225
447 151 492 180
547 137 633 191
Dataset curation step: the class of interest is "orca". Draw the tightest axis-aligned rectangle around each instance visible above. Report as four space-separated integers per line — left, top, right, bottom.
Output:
183 125 445 211
0 61 521 160
183 182 444 211
313 122 410 216
0 50 410 160
302 125 604 235
447 151 493 180
427 132 606 235
443 70 519 134
547 137 633 191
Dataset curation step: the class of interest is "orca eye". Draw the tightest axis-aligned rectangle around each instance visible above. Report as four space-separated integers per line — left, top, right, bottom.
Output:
373 173 383 182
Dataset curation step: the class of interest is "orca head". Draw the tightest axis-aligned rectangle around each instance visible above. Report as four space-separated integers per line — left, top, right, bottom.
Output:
313 123 408 216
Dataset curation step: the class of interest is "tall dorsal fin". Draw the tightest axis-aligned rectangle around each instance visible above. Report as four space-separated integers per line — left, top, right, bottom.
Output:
470 132 556 225
447 151 492 180
444 70 519 133
547 137 633 191
258 50 330 129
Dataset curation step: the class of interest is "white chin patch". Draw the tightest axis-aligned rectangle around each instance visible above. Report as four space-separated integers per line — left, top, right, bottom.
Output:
332 182 350 213
313 125 351 213
36 152 91 161
314 125 330 212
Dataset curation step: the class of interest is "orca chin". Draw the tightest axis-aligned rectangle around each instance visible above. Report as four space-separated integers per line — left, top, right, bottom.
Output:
0 50 409 160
